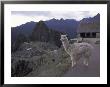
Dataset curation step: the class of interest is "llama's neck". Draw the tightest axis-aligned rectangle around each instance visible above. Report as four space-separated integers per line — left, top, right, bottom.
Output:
62 39 70 52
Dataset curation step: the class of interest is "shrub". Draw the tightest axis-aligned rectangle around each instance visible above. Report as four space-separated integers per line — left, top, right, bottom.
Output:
11 59 35 77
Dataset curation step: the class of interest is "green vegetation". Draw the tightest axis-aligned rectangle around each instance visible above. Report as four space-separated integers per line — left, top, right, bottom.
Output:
11 41 71 77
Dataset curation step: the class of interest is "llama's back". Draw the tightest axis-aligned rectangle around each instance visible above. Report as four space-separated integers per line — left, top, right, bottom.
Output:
71 42 93 57
74 42 93 50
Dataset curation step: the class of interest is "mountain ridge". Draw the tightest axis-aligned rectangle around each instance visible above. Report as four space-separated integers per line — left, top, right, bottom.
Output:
11 13 100 52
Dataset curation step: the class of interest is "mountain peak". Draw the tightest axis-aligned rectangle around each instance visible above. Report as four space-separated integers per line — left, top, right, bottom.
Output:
94 13 100 19
38 20 44 24
96 13 100 16
60 18 64 21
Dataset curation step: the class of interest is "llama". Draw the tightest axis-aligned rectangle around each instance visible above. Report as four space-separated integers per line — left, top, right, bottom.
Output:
60 35 93 67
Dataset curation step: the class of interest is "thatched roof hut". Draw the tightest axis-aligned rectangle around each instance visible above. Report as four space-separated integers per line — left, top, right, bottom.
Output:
77 13 100 38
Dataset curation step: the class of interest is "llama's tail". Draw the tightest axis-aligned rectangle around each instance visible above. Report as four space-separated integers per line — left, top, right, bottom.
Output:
89 44 94 50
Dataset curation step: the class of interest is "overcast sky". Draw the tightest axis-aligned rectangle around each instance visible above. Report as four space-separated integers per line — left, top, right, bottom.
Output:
11 11 99 27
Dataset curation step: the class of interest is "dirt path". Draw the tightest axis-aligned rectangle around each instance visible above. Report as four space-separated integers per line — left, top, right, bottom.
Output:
63 43 100 77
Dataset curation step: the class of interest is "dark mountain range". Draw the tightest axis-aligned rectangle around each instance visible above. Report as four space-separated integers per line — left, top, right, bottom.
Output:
31 21 63 47
11 21 36 42
11 19 79 42
11 14 100 40
45 18 79 38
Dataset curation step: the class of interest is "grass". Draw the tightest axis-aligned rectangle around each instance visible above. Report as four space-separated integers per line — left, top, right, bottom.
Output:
12 41 72 77
26 46 71 77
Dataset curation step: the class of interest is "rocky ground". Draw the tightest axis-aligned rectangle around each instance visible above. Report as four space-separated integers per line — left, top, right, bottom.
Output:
11 38 100 77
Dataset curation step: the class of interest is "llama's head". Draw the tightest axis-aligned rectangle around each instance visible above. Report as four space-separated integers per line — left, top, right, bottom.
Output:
60 35 68 42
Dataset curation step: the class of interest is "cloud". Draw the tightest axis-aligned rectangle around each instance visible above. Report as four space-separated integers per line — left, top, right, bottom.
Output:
12 11 51 16
11 11 99 27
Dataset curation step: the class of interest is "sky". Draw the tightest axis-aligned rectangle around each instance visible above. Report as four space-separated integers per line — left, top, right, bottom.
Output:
11 11 99 27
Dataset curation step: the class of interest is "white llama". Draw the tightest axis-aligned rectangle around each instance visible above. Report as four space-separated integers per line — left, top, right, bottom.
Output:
60 35 93 67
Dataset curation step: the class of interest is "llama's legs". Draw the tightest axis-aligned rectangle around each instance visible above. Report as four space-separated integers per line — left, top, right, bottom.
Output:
71 56 76 67
83 58 89 66
72 61 76 67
